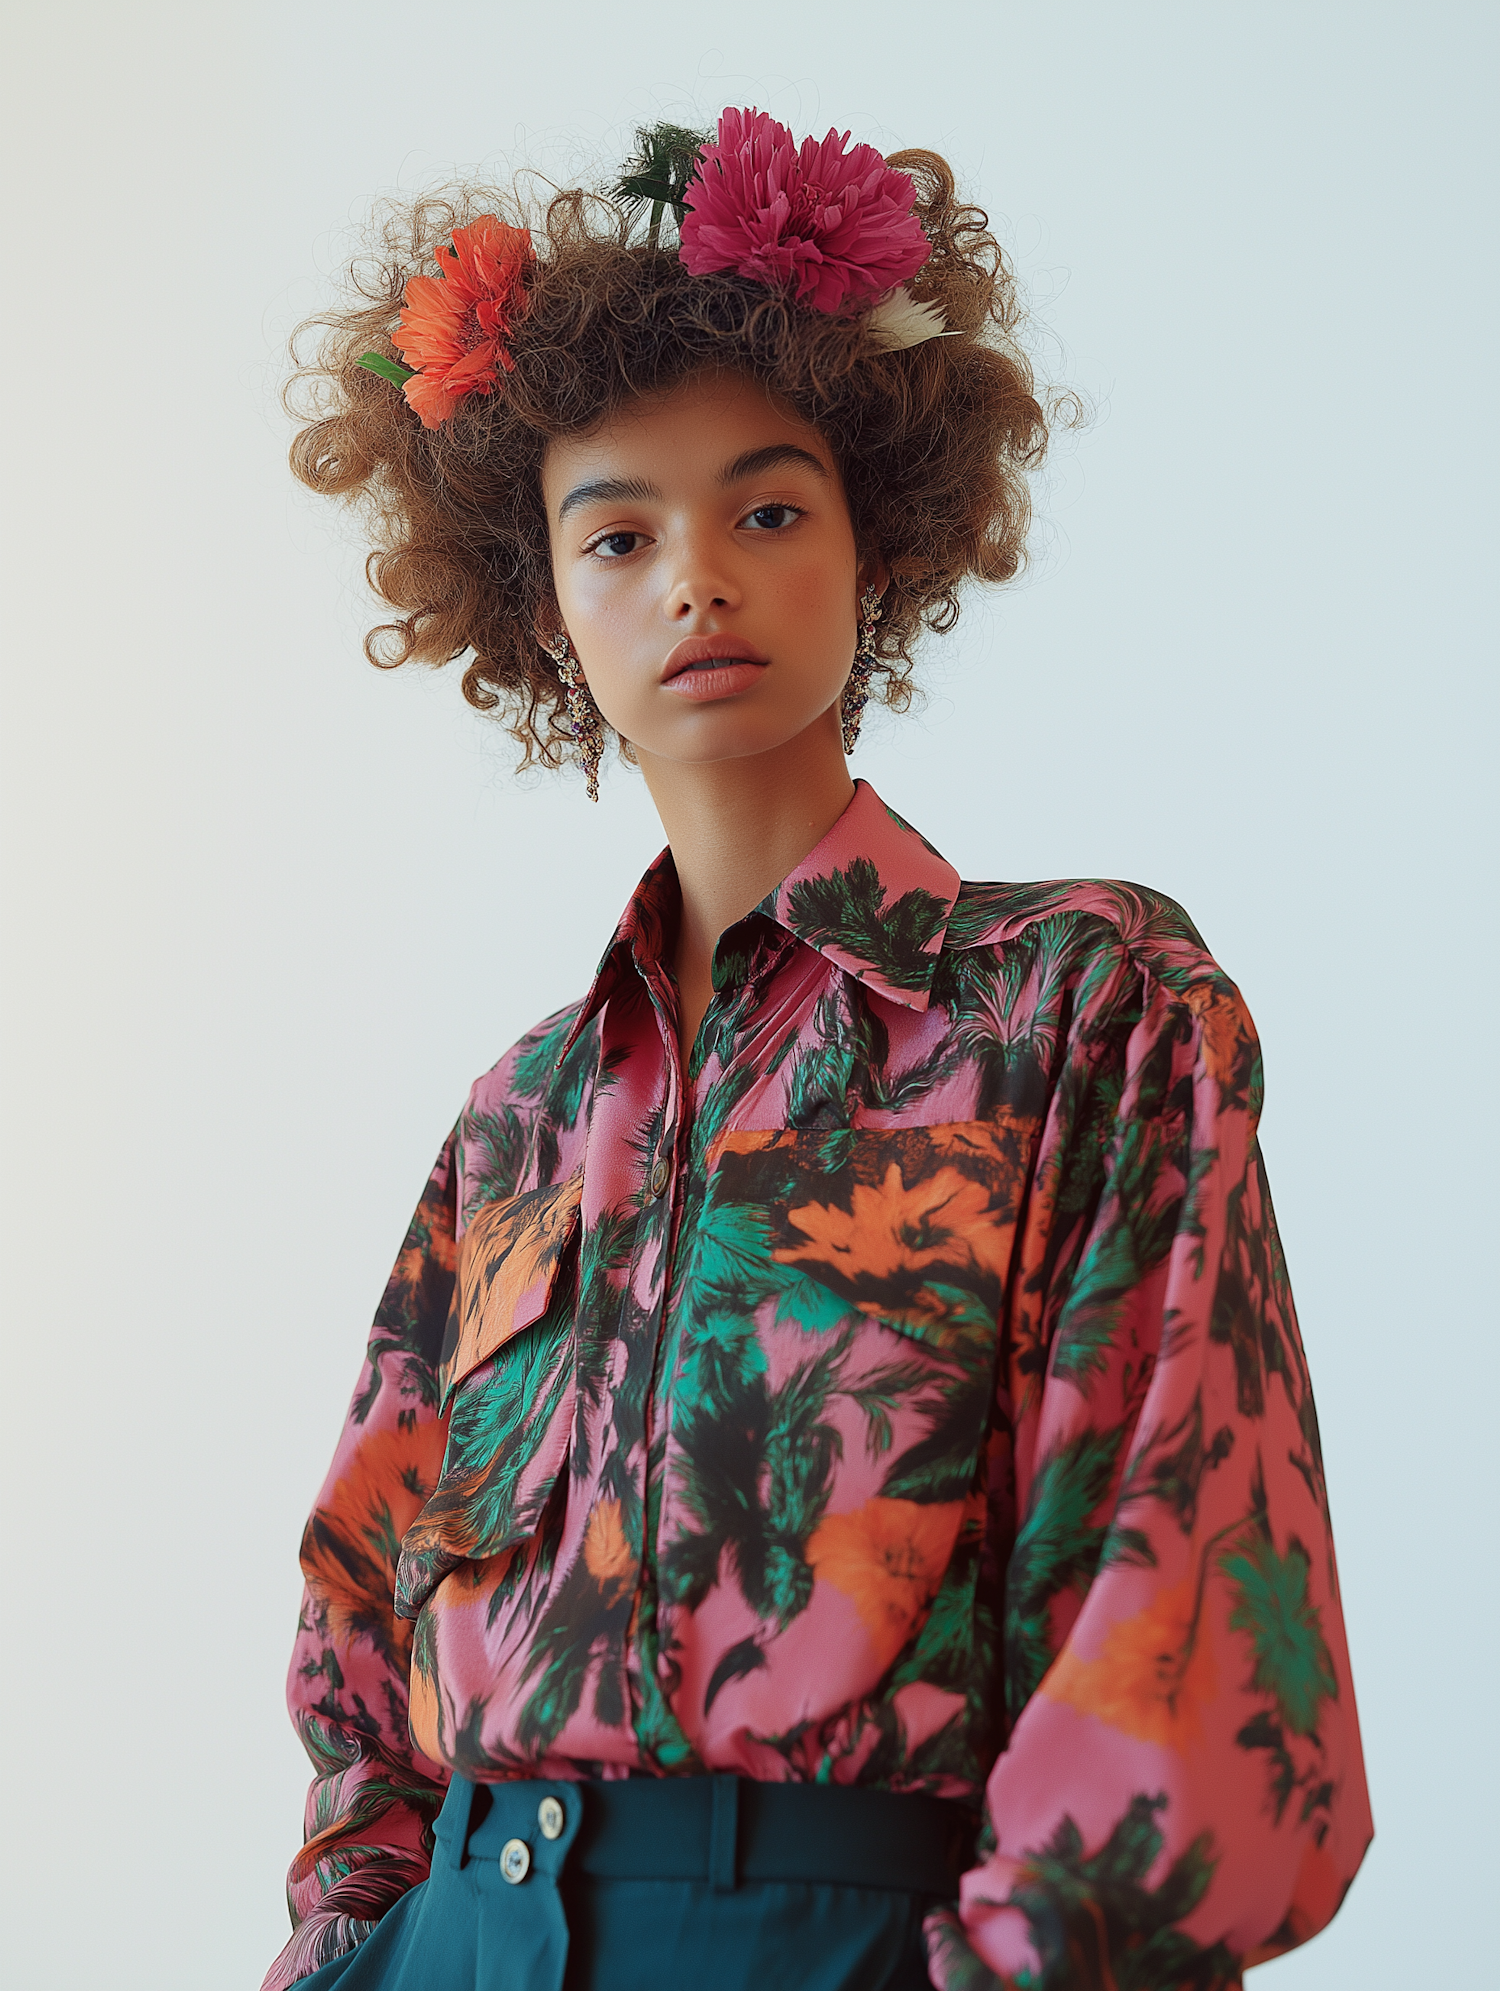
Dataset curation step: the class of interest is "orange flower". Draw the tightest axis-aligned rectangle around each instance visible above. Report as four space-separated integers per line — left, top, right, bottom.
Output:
583 1498 635 1607
806 1496 961 1668
1183 982 1245 1090
406 1647 444 1764
1041 1577 1217 1750
779 1164 1006 1286
445 1174 583 1393
392 216 535 429
393 1226 456 1297
301 1422 445 1645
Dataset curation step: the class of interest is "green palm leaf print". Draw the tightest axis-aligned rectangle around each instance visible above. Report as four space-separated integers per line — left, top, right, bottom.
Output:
1219 1526 1337 1737
782 857 950 990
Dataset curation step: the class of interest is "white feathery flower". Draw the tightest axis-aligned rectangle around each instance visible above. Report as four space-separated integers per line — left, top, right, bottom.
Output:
864 286 952 351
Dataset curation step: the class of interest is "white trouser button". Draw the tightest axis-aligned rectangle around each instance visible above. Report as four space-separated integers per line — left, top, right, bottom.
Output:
500 1838 531 1883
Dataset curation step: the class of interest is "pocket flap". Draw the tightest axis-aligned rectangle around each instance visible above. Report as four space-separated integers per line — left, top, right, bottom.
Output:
438 1171 584 1412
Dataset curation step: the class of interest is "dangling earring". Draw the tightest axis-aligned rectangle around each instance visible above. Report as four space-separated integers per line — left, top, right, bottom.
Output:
840 586 884 754
547 631 605 803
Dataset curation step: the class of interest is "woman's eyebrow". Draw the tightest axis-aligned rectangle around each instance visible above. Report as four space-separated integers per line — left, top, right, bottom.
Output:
719 444 830 485
556 474 661 523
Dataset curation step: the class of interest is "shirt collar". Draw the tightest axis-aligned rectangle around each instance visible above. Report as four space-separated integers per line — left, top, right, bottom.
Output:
755 780 960 1010
557 780 961 1062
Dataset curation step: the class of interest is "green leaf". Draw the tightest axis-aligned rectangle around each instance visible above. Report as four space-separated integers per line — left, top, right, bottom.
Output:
675 1199 781 1311
770 1266 860 1335
358 351 415 387
615 174 678 206
782 857 950 992
1219 1527 1337 1736
510 1007 585 1100
611 120 711 244
1004 1426 1125 1717
1003 1793 1237 1991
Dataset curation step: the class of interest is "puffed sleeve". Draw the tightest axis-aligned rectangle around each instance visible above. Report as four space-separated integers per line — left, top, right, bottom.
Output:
261 1135 458 1991
926 943 1372 1990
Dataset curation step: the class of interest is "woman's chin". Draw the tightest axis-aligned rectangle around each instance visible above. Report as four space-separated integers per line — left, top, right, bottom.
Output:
631 706 845 771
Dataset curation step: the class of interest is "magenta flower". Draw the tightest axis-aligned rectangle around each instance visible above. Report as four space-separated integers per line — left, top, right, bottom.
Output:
680 107 931 314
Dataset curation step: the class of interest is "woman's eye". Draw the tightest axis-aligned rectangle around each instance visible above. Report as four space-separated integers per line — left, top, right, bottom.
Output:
589 531 643 559
743 504 802 531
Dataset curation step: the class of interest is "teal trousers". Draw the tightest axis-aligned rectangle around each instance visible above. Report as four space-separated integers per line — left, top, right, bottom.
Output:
298 1774 970 1990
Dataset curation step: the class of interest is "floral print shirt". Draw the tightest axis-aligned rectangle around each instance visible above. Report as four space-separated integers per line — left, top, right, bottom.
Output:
267 780 1370 1991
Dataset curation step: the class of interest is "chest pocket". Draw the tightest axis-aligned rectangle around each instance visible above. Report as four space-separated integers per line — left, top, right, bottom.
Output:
698 1119 1034 1502
395 1172 583 1619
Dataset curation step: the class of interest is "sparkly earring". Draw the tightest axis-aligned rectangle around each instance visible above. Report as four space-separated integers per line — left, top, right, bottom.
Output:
840 586 884 754
547 631 606 803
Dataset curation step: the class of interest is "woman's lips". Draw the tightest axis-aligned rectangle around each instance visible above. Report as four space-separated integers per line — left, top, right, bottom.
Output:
660 634 769 702
663 660 768 700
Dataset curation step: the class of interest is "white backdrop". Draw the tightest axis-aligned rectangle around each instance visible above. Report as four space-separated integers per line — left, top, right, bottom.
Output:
2 4 1494 1985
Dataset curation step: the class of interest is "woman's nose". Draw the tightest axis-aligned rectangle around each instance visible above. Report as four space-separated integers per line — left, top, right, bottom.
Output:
664 536 742 618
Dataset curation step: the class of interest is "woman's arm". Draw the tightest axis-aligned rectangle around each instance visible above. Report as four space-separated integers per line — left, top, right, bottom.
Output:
928 945 1371 1989
262 1138 459 1991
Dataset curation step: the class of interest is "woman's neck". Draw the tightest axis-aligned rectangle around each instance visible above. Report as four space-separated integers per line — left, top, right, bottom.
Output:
636 713 855 1059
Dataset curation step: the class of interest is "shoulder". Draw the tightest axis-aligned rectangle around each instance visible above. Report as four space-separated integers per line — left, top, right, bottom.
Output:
943 878 1261 1112
468 996 595 1105
945 876 1230 999
454 995 600 1212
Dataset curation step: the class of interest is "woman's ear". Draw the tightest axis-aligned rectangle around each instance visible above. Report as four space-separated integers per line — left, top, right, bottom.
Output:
858 555 891 600
533 604 568 658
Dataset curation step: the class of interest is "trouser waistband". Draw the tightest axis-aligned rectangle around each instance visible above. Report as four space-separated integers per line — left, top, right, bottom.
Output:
438 1774 976 1898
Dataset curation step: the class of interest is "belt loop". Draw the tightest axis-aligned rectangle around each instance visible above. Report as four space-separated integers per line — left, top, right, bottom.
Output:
442 1775 479 1871
709 1774 739 1893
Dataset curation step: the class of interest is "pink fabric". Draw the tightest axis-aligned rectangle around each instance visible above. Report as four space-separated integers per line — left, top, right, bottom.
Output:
267 781 1370 1990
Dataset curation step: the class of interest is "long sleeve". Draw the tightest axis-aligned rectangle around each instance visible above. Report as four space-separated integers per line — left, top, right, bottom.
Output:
926 944 1371 1989
262 1136 459 1991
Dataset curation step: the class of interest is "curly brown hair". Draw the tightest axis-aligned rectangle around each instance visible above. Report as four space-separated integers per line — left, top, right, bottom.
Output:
287 145 1051 770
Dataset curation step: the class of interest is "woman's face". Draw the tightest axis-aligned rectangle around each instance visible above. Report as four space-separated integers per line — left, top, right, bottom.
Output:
541 371 876 770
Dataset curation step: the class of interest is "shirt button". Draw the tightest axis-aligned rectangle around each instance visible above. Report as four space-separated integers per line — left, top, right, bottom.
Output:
537 1795 566 1840
649 1156 672 1198
500 1837 531 1883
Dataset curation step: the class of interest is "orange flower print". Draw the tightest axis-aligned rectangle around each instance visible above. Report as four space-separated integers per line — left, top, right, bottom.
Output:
1184 982 1245 1091
406 1643 444 1765
779 1164 1007 1285
583 1498 635 1607
1041 1577 1217 1750
460 1180 576 1317
393 1225 456 1295
393 215 535 429
444 1173 582 1396
806 1497 962 1668
302 1422 445 1648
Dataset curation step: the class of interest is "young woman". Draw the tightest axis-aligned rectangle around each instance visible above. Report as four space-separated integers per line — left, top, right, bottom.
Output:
266 111 1371 1991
